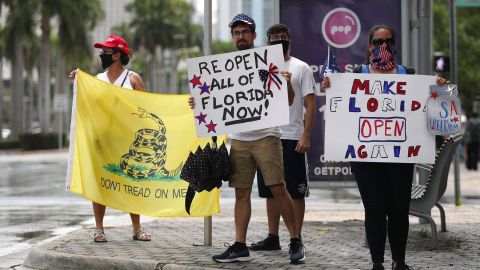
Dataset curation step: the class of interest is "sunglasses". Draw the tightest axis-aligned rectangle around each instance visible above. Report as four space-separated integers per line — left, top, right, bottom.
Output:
268 33 290 42
371 38 395 47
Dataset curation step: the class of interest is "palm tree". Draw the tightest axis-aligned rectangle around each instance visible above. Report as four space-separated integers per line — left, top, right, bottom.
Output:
0 27 5 140
22 30 40 133
111 21 148 79
38 0 103 133
38 0 55 133
53 0 103 135
167 2 200 93
126 0 198 93
126 0 175 92
2 0 37 138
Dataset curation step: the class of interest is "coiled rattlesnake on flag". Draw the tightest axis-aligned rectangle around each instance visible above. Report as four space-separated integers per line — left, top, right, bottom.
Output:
120 107 182 179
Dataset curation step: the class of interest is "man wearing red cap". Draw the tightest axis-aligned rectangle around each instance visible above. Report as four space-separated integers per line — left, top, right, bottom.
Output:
69 35 149 243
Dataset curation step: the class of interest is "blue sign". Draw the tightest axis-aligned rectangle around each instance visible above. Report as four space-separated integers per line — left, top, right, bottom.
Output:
457 0 480 7
280 0 403 182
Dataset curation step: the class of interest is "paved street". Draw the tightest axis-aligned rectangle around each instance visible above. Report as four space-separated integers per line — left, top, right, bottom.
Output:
0 150 127 269
0 151 88 254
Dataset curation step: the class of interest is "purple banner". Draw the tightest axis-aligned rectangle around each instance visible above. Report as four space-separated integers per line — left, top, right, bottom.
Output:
280 0 402 181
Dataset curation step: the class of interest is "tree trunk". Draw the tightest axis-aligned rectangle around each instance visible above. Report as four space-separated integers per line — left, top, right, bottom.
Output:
59 54 68 137
147 54 156 93
24 68 34 132
0 59 4 140
39 15 51 133
158 48 167 93
66 80 72 139
11 33 24 138
54 51 66 133
169 49 179 94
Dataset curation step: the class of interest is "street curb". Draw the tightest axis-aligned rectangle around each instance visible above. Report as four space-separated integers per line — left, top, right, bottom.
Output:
23 244 219 270
23 246 157 270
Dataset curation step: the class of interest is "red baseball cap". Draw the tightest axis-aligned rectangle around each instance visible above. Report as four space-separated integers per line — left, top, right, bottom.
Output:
94 35 130 54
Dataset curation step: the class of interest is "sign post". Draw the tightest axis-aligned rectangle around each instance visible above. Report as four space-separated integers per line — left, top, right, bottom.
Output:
53 93 68 149
203 0 213 247
449 0 462 206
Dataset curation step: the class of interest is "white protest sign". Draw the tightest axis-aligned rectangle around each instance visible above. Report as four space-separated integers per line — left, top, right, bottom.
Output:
187 44 289 137
325 73 436 163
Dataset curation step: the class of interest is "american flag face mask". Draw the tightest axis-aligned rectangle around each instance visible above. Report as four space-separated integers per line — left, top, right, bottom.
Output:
258 63 283 92
369 42 395 71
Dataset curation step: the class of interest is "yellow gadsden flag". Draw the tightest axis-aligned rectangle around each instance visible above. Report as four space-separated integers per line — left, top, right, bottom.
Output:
66 70 220 217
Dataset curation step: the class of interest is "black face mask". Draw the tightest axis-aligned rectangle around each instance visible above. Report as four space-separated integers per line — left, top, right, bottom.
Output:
270 40 290 55
99 54 115 70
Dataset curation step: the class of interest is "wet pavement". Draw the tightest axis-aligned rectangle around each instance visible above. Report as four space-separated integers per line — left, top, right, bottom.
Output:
0 151 128 261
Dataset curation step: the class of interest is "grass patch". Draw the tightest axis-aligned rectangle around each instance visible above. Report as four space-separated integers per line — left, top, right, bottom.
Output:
418 228 429 238
103 163 181 182
0 140 20 149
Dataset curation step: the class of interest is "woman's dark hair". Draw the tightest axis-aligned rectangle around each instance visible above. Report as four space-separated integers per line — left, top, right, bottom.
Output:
365 24 396 64
114 48 130 66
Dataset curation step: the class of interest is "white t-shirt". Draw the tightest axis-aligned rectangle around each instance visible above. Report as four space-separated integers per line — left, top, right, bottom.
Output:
280 57 316 140
96 69 136 89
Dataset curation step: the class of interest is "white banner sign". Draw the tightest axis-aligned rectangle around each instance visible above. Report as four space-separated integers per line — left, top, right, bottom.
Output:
187 45 289 137
325 73 436 163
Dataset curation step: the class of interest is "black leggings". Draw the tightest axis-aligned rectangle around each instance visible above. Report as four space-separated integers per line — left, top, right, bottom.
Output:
351 162 414 264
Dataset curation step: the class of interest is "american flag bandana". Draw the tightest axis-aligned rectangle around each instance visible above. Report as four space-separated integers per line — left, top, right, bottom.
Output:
369 42 395 71
258 63 282 92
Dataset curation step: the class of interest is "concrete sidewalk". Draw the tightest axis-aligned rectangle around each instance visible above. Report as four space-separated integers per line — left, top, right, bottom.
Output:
20 198 480 270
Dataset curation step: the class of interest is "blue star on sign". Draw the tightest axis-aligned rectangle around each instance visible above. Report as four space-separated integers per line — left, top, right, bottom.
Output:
195 112 208 124
199 82 210 95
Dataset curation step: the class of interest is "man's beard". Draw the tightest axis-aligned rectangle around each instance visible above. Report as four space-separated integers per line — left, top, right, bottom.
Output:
236 40 251 50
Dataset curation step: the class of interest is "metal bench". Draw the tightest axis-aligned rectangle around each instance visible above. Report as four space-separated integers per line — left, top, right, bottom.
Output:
409 134 462 248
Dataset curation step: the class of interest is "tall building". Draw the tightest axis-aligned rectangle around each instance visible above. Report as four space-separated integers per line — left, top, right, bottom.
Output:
91 0 132 47
214 0 275 46
187 0 206 25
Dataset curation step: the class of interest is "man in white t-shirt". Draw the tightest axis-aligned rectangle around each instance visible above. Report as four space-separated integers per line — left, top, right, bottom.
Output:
250 24 316 257
189 14 304 264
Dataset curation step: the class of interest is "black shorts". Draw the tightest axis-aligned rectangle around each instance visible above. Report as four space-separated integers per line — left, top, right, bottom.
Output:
257 139 309 198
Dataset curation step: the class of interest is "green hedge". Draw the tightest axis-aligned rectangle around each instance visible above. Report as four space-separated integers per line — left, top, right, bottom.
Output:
18 133 67 150
0 140 21 149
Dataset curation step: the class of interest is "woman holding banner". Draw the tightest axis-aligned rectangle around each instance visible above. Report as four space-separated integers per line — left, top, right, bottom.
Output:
69 35 150 243
322 25 448 270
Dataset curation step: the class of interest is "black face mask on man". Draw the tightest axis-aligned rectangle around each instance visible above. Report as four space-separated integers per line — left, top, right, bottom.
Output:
99 53 115 70
269 40 290 55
